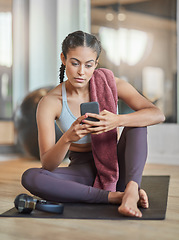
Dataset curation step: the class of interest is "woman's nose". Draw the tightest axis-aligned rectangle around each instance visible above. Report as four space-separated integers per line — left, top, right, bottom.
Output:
78 65 85 75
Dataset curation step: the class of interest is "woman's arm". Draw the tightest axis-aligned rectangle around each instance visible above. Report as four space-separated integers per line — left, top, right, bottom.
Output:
114 77 165 127
36 96 70 171
36 95 91 171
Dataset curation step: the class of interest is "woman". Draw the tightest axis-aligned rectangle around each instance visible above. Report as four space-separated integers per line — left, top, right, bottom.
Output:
22 31 165 218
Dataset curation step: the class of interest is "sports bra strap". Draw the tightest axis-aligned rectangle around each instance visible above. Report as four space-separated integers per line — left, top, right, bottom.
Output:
61 82 67 102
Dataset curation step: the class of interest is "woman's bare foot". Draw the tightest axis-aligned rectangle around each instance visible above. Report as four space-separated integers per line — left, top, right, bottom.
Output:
118 181 142 218
138 189 149 209
108 183 149 218
108 191 124 204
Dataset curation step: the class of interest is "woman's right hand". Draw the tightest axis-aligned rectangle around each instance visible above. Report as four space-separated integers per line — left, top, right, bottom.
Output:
64 114 91 143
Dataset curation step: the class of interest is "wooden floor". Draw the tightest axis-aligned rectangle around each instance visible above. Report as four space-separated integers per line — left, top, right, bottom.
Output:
0 156 179 240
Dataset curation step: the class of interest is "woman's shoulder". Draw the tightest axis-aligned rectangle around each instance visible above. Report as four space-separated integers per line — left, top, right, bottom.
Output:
93 68 128 89
94 68 123 82
42 84 62 101
94 67 114 76
37 84 63 116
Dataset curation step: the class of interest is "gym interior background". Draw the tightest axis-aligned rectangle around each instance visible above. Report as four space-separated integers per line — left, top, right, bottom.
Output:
0 0 178 165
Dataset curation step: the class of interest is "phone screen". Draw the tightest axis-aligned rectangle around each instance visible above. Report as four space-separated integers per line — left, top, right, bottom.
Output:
80 102 99 122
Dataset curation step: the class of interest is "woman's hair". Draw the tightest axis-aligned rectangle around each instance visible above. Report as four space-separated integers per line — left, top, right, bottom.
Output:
59 31 101 83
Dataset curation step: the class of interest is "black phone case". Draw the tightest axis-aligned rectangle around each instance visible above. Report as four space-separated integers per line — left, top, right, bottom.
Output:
80 102 99 122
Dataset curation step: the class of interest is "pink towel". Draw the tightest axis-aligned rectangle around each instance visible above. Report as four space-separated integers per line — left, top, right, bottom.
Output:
90 68 118 192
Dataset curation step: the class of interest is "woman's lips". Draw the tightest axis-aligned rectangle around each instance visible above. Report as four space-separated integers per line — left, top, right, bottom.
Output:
74 78 85 82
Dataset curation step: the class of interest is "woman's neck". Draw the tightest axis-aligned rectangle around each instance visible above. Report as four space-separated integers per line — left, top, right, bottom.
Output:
65 80 90 99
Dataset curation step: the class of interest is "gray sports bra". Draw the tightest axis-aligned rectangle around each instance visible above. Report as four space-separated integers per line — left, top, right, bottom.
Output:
56 82 91 144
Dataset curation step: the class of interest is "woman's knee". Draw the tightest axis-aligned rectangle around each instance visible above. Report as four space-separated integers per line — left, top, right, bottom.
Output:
118 127 148 155
124 126 147 135
21 168 40 189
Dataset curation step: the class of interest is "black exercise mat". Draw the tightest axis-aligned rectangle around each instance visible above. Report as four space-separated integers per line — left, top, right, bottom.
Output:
0 176 170 220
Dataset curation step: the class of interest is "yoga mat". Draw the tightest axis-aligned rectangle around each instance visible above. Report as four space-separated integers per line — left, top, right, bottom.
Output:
0 176 170 220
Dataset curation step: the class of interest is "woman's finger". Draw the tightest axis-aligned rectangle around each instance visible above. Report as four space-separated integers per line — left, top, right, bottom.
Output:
84 112 104 121
75 114 88 124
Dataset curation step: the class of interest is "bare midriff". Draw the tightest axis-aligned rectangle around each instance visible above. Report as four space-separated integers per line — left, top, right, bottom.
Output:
69 129 120 153
69 142 92 152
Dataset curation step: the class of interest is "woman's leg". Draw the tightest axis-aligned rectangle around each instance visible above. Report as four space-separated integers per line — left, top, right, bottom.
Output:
116 127 148 217
21 151 109 204
116 127 148 192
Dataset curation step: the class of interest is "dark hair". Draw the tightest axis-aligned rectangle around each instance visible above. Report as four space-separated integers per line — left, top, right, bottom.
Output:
59 31 101 83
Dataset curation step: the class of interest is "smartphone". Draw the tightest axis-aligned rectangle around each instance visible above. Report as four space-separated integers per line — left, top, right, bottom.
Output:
80 102 100 122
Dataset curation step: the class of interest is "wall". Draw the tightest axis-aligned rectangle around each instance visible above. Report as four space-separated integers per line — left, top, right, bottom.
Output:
12 0 29 109
147 123 179 165
29 0 57 91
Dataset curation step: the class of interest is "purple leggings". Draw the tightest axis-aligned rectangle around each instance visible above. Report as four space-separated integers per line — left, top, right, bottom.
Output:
21 127 147 204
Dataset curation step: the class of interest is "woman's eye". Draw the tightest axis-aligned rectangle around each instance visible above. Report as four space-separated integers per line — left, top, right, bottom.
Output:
85 64 92 68
72 62 79 66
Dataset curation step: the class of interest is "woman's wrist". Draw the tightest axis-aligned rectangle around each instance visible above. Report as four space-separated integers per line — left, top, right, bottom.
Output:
116 114 125 127
61 132 72 145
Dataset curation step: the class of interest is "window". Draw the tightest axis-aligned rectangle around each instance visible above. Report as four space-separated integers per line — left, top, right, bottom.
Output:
91 0 177 122
0 8 12 119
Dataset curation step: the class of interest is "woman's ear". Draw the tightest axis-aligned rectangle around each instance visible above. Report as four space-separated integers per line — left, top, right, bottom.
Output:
60 52 66 65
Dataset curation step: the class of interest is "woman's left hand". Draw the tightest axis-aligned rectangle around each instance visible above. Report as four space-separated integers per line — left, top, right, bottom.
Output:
82 110 119 134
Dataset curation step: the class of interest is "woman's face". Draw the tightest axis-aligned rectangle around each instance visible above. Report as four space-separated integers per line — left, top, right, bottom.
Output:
61 46 98 88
